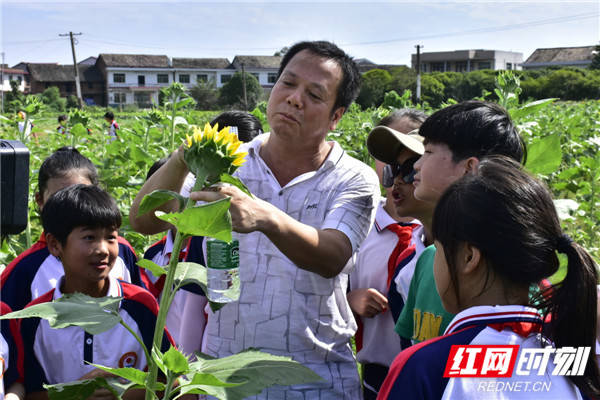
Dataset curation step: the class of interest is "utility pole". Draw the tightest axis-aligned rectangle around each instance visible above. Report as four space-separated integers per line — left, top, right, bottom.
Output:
415 44 423 104
241 62 248 111
59 32 83 108
1 52 5 114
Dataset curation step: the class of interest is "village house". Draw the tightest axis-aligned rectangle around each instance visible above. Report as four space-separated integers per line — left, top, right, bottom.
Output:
1 65 29 93
411 49 523 72
171 57 231 89
230 55 282 89
521 46 596 69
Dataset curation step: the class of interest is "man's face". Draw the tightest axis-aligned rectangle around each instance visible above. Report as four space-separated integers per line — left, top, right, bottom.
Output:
413 142 469 204
391 148 431 220
266 50 344 147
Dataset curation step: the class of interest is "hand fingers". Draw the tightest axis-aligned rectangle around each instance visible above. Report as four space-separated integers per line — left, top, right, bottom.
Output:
190 190 227 203
367 288 388 309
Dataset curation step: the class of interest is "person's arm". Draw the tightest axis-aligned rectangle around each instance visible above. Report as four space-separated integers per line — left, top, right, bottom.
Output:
191 186 353 278
6 382 25 400
129 148 190 234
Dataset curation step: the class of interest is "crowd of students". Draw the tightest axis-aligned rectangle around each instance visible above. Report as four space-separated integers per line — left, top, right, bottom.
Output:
2 40 599 400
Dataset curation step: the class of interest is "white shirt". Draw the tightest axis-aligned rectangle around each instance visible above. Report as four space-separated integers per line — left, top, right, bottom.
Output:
348 201 403 366
190 133 380 399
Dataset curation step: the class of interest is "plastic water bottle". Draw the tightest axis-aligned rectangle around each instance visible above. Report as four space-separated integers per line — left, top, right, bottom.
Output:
206 238 239 303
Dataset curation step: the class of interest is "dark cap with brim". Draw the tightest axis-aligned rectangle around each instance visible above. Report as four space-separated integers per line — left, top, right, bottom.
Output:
367 126 424 164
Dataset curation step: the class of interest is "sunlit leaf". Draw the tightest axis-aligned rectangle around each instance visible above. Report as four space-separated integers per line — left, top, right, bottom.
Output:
156 197 232 241
178 372 243 397
162 346 189 375
46 377 136 400
511 98 556 120
525 134 562 175
139 189 186 215
0 293 121 335
188 349 323 399
137 259 166 278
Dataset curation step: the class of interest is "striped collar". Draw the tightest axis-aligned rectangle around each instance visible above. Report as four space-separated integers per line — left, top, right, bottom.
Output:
373 201 398 233
445 305 543 337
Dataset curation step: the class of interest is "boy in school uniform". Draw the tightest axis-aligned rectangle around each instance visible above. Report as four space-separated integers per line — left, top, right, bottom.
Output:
373 101 526 346
20 185 172 399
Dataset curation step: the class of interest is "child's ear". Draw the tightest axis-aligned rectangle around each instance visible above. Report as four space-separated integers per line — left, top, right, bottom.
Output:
35 192 44 210
45 233 63 260
461 243 482 275
463 157 480 175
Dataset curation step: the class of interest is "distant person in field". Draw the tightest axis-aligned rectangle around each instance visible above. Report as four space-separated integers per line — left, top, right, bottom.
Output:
346 109 427 399
16 111 33 137
104 111 119 140
56 115 68 135
130 41 379 398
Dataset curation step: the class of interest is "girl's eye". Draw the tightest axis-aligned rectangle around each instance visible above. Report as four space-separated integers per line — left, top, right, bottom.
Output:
309 93 321 100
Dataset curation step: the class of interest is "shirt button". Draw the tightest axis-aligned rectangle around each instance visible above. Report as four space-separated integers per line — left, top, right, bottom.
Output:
279 190 283 196
86 338 93 345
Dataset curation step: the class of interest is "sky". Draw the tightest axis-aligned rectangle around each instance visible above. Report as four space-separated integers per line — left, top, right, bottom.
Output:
1 0 599 68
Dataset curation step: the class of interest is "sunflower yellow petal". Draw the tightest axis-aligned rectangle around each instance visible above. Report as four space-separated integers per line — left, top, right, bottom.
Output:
186 135 193 147
227 140 242 154
232 153 248 166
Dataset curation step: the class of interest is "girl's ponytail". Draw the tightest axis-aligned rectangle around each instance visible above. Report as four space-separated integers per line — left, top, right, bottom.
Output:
549 238 600 398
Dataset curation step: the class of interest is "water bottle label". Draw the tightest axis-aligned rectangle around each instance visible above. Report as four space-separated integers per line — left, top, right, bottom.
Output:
207 238 239 270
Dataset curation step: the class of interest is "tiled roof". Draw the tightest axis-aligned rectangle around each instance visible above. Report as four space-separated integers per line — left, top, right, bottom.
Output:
524 46 595 64
99 54 170 68
172 58 230 69
231 55 282 69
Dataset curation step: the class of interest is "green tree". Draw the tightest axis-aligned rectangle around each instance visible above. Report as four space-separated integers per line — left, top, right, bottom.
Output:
388 66 416 97
4 80 25 112
40 86 66 111
219 72 263 110
356 69 392 108
189 78 220 110
411 74 445 107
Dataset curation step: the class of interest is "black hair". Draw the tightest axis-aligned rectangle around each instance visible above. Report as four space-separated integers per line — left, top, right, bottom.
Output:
146 157 169 181
277 41 361 114
378 108 427 129
419 101 526 164
42 184 122 245
38 146 99 200
210 111 263 143
58 114 67 123
104 111 114 120
432 156 600 397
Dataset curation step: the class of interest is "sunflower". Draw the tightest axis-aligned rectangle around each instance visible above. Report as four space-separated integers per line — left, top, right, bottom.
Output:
183 123 248 189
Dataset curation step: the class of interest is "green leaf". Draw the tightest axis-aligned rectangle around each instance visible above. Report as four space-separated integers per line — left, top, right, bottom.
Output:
70 123 88 137
156 197 232 241
511 98 556 120
162 346 189 375
188 349 323 399
220 173 254 198
0 293 121 335
177 372 244 397
139 189 186 215
89 364 155 387
130 146 152 163
525 134 562 175
137 259 167 278
46 377 134 400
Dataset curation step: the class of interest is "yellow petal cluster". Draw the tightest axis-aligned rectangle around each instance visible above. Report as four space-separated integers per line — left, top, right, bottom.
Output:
184 122 248 168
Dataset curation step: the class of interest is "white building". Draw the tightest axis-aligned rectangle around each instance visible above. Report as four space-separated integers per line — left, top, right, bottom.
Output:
1 66 29 93
172 58 231 89
411 49 523 72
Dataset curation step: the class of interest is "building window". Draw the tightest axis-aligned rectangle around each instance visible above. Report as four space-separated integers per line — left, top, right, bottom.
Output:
455 62 468 72
251 73 259 80
420 63 427 73
478 62 491 70
113 73 125 83
65 82 73 92
268 73 278 84
88 82 93 89
138 75 145 85
220 74 232 84
197 74 208 83
114 93 126 103
431 62 445 72
506 62 513 70
157 74 169 83
179 74 190 83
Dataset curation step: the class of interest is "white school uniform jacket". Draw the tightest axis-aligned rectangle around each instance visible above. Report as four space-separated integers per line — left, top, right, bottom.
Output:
20 276 173 391
379 305 587 400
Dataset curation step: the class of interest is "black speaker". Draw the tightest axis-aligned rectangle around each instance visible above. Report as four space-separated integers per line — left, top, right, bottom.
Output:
1 140 30 235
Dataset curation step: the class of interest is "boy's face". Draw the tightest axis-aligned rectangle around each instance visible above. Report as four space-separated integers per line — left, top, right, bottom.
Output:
391 148 431 220
413 142 472 204
48 226 119 292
